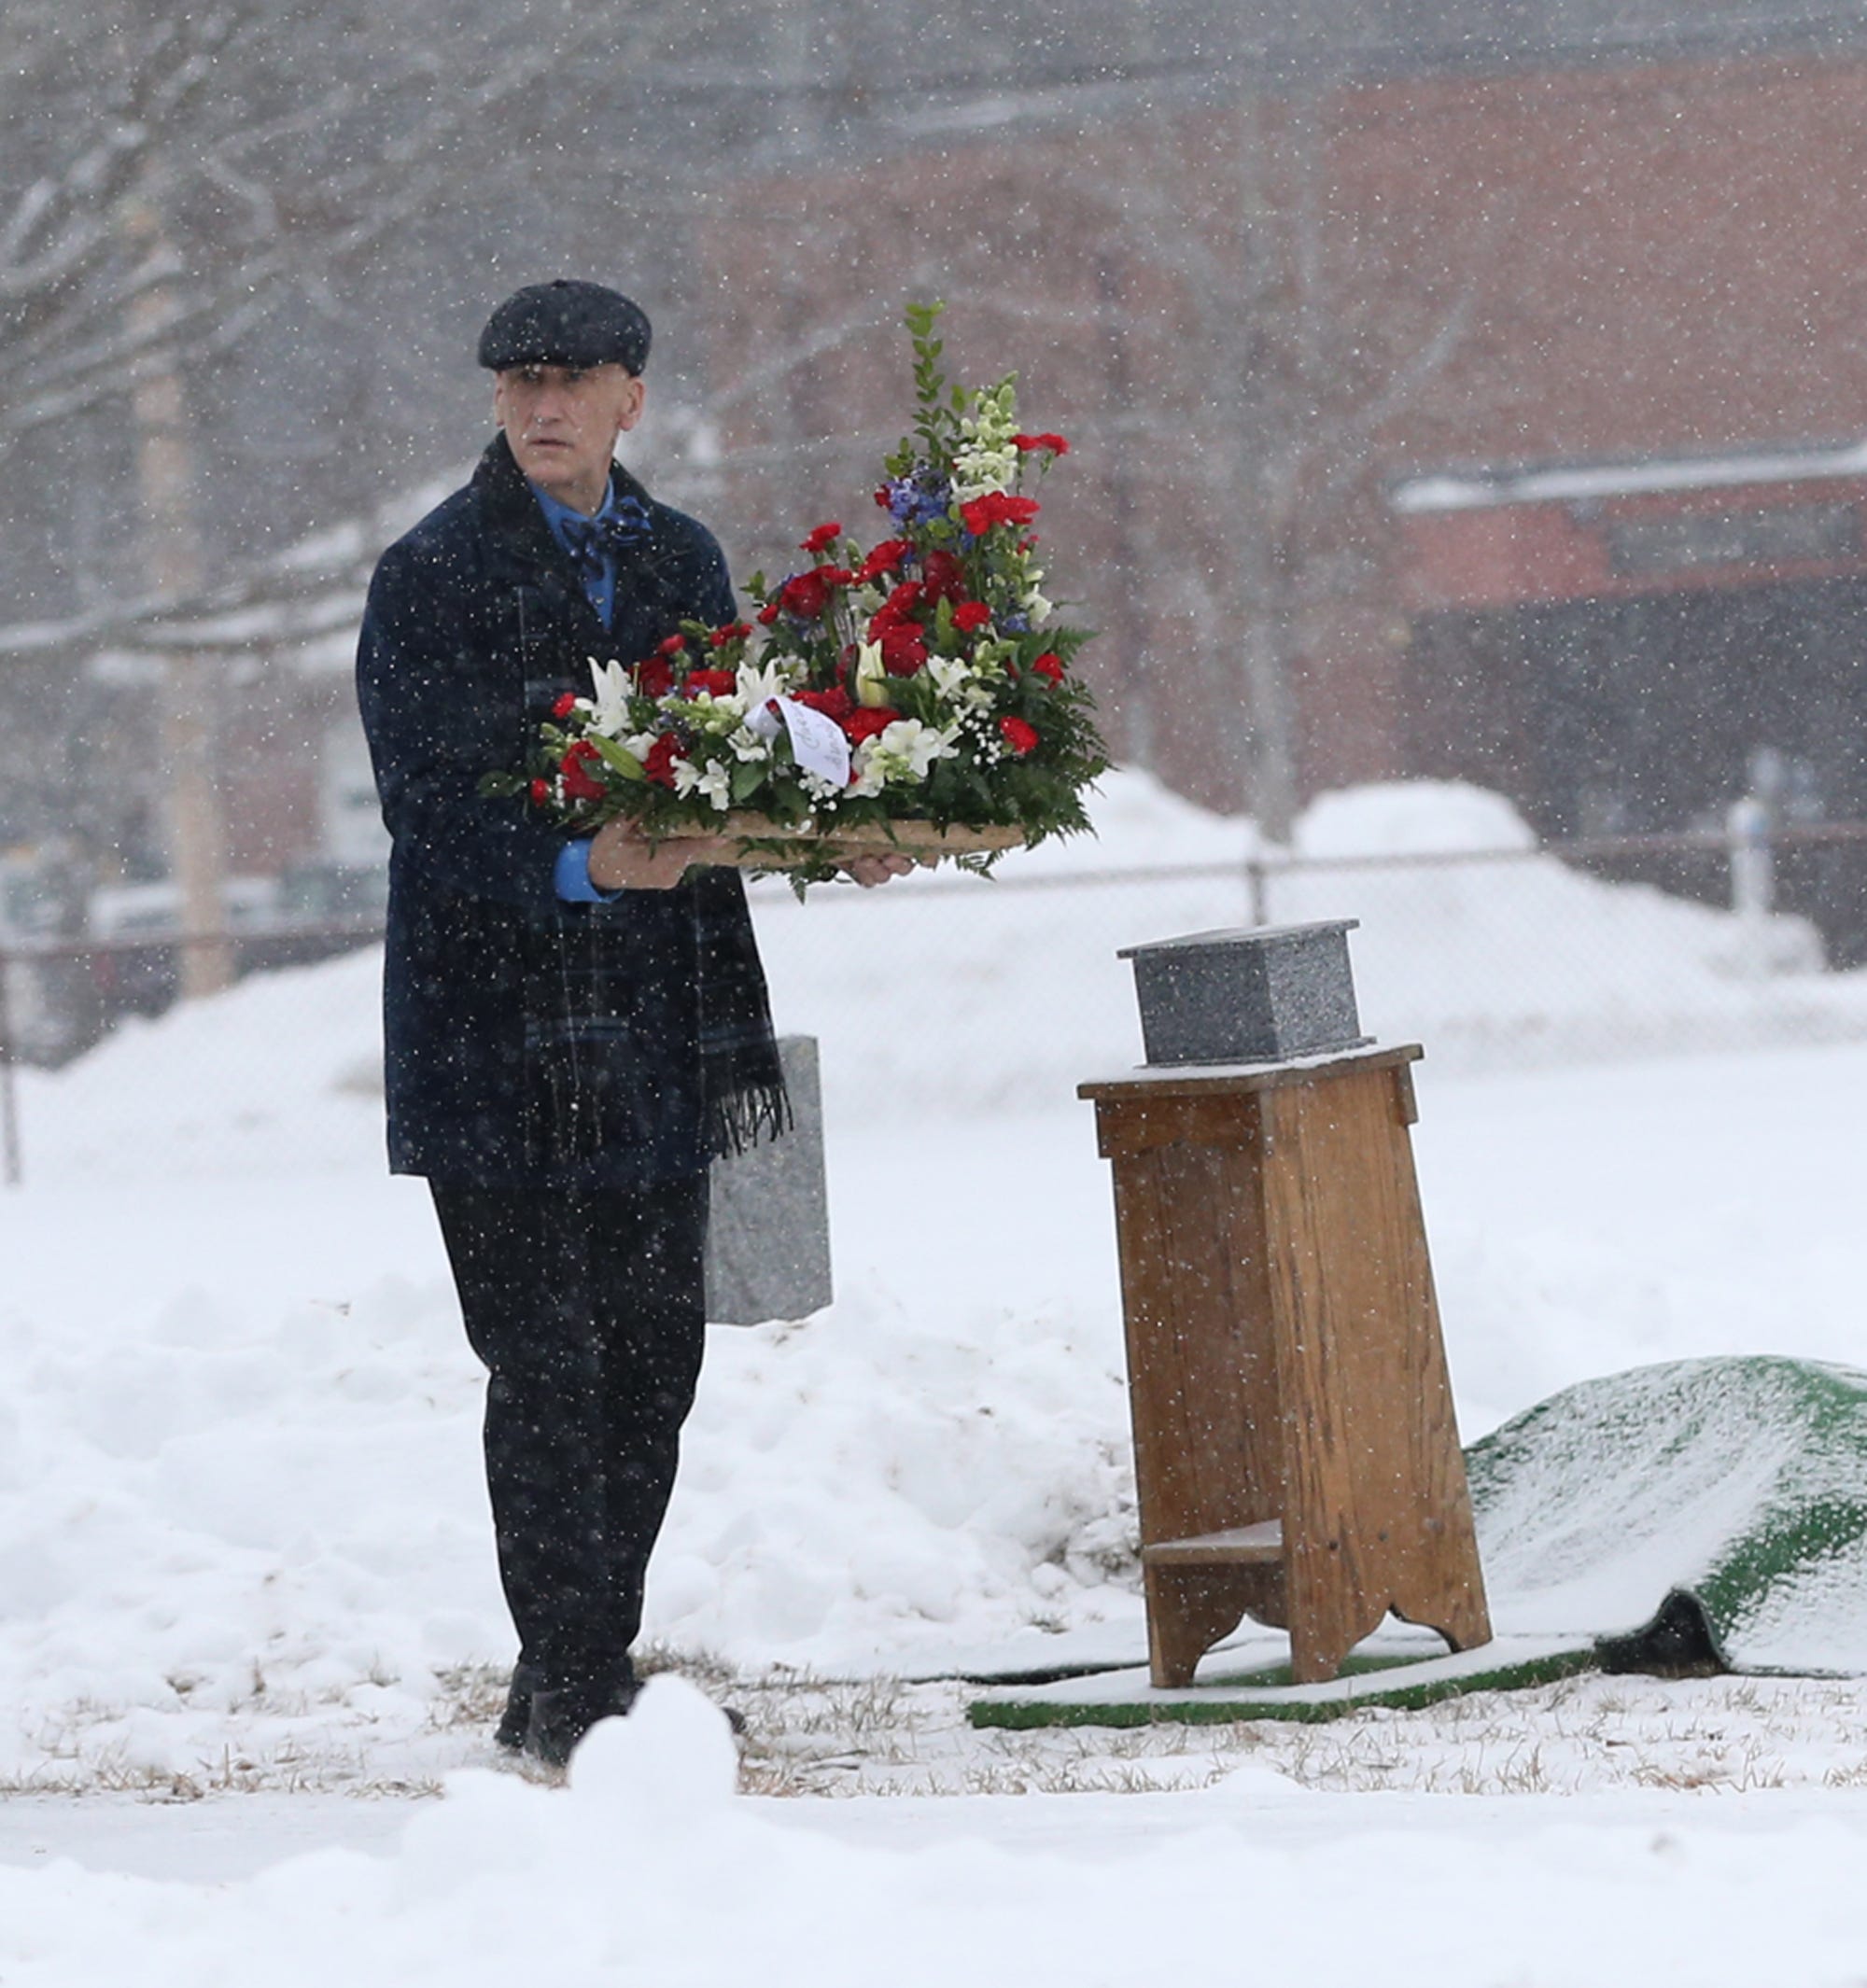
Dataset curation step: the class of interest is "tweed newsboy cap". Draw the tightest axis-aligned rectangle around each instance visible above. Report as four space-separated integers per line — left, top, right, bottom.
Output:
477 279 652 373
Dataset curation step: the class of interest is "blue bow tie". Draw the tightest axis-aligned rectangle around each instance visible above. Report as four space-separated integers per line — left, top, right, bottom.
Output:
560 498 653 581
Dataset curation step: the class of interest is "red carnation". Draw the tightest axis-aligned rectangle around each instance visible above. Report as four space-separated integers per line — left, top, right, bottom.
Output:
655 633 689 656
684 667 737 699
961 493 1041 536
999 716 1039 757
1032 651 1065 683
873 579 925 625
553 691 580 719
710 621 752 648
919 551 966 605
529 777 552 807
1013 431 1070 455
560 739 606 802
793 685 854 722
951 601 991 633
636 655 675 697
878 624 929 675
858 539 910 584
778 567 852 621
843 706 900 744
642 735 684 790
800 521 844 555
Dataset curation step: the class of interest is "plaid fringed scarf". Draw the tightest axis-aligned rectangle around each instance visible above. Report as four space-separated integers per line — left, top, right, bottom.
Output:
524 865 789 1172
689 865 791 1157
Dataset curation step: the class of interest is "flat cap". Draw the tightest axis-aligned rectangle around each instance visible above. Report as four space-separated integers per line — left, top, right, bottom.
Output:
477 279 652 373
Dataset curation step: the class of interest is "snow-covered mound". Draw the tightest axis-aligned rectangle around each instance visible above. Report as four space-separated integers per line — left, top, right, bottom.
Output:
1471 1356 1867 1674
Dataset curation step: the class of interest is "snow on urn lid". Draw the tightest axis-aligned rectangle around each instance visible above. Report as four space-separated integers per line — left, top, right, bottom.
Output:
1116 920 1372 1068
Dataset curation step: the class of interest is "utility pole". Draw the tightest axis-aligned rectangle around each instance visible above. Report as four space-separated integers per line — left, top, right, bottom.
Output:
1231 84 1300 842
124 197 234 1000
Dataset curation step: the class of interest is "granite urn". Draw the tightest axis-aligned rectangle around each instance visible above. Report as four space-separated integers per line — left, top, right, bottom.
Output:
1118 920 1372 1067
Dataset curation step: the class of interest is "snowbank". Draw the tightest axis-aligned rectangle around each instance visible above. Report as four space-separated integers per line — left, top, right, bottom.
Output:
7 769 1867 1772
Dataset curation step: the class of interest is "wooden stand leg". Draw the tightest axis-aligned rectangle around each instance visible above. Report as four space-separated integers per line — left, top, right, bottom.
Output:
1286 1586 1388 1687
1145 1566 1280 1688
1391 1569 1494 1655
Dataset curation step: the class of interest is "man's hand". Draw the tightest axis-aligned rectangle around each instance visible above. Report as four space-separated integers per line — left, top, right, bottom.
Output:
586 819 728 890
842 853 917 889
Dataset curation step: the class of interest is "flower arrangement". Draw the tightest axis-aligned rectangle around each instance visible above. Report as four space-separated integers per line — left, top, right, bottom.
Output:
498 301 1106 885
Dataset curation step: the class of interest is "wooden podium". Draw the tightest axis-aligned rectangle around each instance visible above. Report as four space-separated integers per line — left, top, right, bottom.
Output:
1080 1044 1492 1687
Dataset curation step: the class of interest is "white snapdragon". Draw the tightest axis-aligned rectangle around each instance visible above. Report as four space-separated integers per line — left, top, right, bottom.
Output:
951 382 1021 504
685 690 750 735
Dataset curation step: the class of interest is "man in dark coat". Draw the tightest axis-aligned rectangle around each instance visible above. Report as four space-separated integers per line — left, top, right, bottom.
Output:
357 280 901 1770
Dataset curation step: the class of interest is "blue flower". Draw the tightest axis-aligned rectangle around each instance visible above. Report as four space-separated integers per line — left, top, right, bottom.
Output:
881 469 952 527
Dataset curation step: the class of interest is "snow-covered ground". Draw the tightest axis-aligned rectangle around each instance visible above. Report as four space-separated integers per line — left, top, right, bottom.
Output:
5 770 1867 1983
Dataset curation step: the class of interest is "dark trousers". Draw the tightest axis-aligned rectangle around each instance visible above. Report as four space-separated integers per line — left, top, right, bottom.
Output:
429 1174 709 1693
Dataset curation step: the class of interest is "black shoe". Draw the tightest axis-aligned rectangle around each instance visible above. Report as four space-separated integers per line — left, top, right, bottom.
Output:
494 1664 539 1753
523 1674 642 1770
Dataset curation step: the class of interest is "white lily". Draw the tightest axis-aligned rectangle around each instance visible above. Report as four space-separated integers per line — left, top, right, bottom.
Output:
926 653 976 701
672 759 734 811
588 658 634 737
735 658 792 713
870 717 959 784
846 744 887 799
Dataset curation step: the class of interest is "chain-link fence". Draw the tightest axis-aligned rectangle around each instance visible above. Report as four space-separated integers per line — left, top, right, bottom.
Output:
7 820 1867 1188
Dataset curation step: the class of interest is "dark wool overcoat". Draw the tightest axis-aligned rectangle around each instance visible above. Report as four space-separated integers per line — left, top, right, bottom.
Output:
356 435 772 1185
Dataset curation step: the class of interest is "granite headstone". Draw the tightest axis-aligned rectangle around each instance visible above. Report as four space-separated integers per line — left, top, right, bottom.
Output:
705 1034 834 1325
1118 920 1371 1066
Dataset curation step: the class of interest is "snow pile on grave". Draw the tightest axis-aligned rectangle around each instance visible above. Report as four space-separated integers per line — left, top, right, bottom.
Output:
1470 1355 1867 1674
0 1165 1141 1778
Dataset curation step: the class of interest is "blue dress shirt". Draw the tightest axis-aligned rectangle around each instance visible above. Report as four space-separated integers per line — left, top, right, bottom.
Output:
529 477 622 629
530 478 624 903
